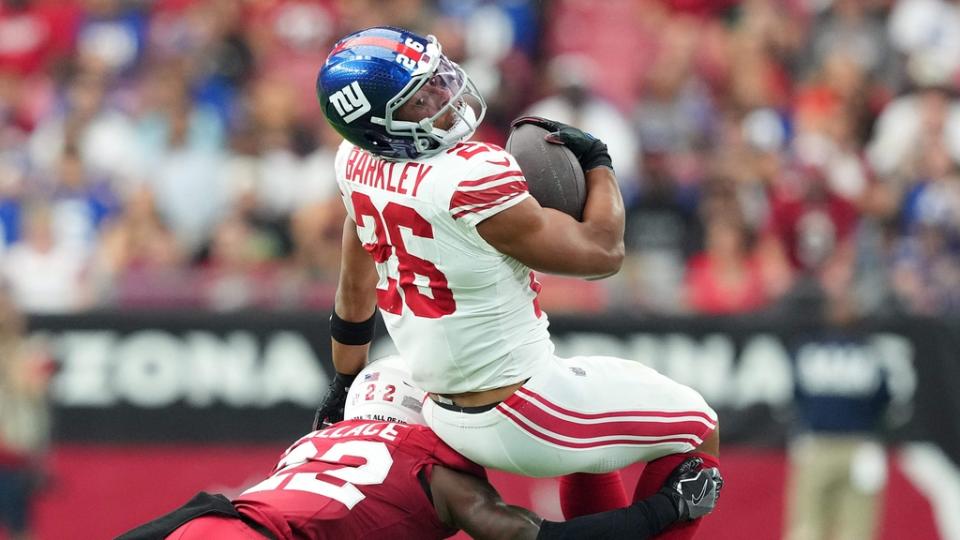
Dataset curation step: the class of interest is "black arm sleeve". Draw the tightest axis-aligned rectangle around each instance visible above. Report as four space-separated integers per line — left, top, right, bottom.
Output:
536 493 679 540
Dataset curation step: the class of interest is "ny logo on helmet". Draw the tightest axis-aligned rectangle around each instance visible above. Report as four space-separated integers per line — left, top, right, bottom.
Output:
329 81 372 123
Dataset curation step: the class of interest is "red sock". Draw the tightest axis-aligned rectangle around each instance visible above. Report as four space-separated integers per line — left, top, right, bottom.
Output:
632 453 720 539
559 472 628 519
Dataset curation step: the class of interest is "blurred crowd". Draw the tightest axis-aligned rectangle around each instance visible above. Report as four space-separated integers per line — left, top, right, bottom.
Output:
0 0 959 316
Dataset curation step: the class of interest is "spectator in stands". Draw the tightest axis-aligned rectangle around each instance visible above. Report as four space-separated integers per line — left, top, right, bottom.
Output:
220 74 342 274
783 288 898 540
763 164 860 309
244 0 337 123
793 58 874 206
633 15 713 159
885 130 960 313
285 120 347 287
717 107 788 231
44 144 120 252
0 0 77 77
723 0 798 114
888 0 960 86
888 139 960 313
867 83 960 189
620 148 700 313
0 284 52 540
74 0 148 78
147 0 254 126
202 215 276 311
28 70 141 189
803 0 891 83
94 185 186 307
890 220 960 314
136 61 227 256
1 202 90 313
0 143 27 255
685 214 769 315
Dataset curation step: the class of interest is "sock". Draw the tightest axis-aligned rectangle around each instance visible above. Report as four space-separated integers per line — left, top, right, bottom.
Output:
559 472 628 519
632 452 721 540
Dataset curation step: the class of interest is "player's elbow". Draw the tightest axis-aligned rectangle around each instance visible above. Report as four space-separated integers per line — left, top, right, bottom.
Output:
608 242 625 271
591 242 624 278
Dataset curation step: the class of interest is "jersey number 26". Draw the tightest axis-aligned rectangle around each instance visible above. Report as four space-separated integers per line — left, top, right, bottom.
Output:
352 192 456 318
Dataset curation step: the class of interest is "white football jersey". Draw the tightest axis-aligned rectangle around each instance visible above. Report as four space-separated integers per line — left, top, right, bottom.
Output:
335 140 554 394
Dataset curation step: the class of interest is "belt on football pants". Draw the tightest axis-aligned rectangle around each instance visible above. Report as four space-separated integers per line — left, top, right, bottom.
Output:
429 394 500 414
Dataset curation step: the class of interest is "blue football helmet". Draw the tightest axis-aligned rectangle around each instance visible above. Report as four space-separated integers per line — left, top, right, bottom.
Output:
317 27 486 160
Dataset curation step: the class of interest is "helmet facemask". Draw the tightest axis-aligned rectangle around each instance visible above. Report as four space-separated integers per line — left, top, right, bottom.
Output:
378 37 486 158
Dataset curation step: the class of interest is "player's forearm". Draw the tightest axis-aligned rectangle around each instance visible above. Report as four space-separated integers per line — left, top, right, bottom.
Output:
334 225 379 321
536 494 679 540
465 495 678 540
332 217 379 375
331 341 370 376
458 503 543 540
579 167 625 276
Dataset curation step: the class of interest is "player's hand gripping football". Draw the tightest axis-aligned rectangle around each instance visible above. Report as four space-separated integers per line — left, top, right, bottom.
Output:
511 116 613 172
311 373 355 430
659 457 723 521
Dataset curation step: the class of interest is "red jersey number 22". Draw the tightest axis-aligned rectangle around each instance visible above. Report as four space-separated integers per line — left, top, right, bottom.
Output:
351 192 456 318
241 440 393 510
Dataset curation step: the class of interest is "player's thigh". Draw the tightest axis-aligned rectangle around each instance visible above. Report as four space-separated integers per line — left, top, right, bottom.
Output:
522 355 717 468
426 355 717 476
533 355 717 435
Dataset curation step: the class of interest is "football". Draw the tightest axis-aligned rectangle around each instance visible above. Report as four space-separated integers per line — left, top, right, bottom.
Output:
506 123 587 220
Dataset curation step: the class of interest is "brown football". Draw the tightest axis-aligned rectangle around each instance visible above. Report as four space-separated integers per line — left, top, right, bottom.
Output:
506 123 586 220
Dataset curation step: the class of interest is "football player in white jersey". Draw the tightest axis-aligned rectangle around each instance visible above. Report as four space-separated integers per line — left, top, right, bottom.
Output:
314 27 721 540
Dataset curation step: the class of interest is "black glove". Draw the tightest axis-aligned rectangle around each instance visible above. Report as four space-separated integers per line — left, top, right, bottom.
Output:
312 372 357 430
659 457 723 521
511 116 613 172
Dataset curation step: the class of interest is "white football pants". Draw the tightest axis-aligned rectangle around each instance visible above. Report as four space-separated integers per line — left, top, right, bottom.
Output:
423 355 717 477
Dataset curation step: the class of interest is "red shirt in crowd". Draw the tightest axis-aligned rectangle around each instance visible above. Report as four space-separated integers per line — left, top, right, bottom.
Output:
0 1 78 75
685 253 768 314
765 184 859 271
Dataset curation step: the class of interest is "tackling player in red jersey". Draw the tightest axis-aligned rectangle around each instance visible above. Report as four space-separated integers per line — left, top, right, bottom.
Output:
117 357 721 540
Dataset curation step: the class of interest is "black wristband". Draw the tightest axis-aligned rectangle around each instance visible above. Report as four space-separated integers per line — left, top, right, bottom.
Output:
330 310 376 345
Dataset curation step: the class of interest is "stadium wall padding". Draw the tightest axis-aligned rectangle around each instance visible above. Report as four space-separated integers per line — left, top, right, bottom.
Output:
27 311 960 465
24 311 960 539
